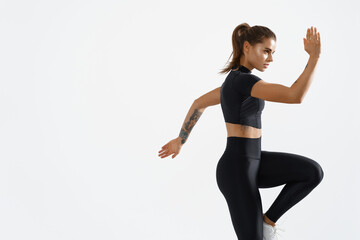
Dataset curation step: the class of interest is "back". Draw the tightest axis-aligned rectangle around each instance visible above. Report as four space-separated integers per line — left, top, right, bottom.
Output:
220 65 265 129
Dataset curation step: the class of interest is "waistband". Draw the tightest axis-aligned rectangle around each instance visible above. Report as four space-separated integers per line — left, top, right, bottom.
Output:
225 136 261 159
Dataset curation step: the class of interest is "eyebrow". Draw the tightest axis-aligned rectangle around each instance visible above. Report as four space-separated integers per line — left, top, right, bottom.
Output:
265 48 275 53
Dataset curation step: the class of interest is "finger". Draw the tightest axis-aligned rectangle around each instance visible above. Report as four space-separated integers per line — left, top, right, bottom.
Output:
307 28 310 39
312 26 315 38
311 27 314 40
159 150 169 157
159 147 168 153
159 152 169 157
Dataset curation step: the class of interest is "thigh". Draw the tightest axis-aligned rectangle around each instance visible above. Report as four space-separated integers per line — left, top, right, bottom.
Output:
257 150 323 188
216 154 263 239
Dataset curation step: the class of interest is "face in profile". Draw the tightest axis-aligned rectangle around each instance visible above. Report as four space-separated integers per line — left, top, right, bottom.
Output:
248 38 276 72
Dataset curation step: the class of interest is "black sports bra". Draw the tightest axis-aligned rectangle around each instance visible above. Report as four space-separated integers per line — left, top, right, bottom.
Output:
220 65 265 129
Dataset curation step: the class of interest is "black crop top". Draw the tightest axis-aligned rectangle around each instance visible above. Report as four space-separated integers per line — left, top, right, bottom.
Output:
220 65 265 128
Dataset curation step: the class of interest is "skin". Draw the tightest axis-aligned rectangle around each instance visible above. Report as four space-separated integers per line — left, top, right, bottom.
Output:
263 213 276 226
225 37 277 139
158 26 320 159
241 37 276 73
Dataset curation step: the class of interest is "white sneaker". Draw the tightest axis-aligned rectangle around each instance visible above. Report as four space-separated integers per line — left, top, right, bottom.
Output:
263 221 285 240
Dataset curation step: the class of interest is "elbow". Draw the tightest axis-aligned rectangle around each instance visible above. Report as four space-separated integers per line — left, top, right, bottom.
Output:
289 90 302 104
193 99 207 110
294 96 303 104
193 98 201 107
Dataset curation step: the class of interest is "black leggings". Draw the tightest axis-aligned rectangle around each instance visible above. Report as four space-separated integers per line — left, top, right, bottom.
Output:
216 136 324 240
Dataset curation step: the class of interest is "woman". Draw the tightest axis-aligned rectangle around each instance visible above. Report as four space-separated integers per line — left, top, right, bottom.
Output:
158 23 324 240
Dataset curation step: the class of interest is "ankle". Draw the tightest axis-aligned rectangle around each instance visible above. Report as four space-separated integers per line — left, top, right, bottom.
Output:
263 214 275 227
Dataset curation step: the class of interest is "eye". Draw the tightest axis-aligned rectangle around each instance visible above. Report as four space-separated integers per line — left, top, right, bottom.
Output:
265 50 275 55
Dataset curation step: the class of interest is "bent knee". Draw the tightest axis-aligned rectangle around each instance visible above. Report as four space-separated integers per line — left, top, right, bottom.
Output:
309 160 324 185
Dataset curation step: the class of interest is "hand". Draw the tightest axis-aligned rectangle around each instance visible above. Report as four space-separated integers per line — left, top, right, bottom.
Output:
303 26 321 58
158 137 183 159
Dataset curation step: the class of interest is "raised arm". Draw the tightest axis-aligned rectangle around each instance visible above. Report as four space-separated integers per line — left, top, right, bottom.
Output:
251 56 319 103
177 87 221 144
251 26 321 103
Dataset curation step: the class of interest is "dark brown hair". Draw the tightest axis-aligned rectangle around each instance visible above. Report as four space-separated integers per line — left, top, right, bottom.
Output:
218 23 277 74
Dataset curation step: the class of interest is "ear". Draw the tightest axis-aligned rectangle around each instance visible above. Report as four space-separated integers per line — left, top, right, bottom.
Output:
243 41 250 53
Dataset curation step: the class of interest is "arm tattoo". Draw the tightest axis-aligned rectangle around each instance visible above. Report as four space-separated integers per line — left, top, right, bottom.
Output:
178 109 203 144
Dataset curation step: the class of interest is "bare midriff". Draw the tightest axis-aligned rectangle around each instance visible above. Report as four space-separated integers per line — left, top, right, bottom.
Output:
225 122 262 138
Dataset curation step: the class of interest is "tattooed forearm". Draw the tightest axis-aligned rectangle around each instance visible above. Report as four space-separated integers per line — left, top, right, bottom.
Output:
178 108 203 144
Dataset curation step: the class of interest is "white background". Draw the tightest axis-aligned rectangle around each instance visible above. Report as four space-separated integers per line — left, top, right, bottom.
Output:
0 0 359 239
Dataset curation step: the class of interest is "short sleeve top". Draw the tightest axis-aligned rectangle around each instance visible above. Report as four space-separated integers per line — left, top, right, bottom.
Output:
220 65 265 128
